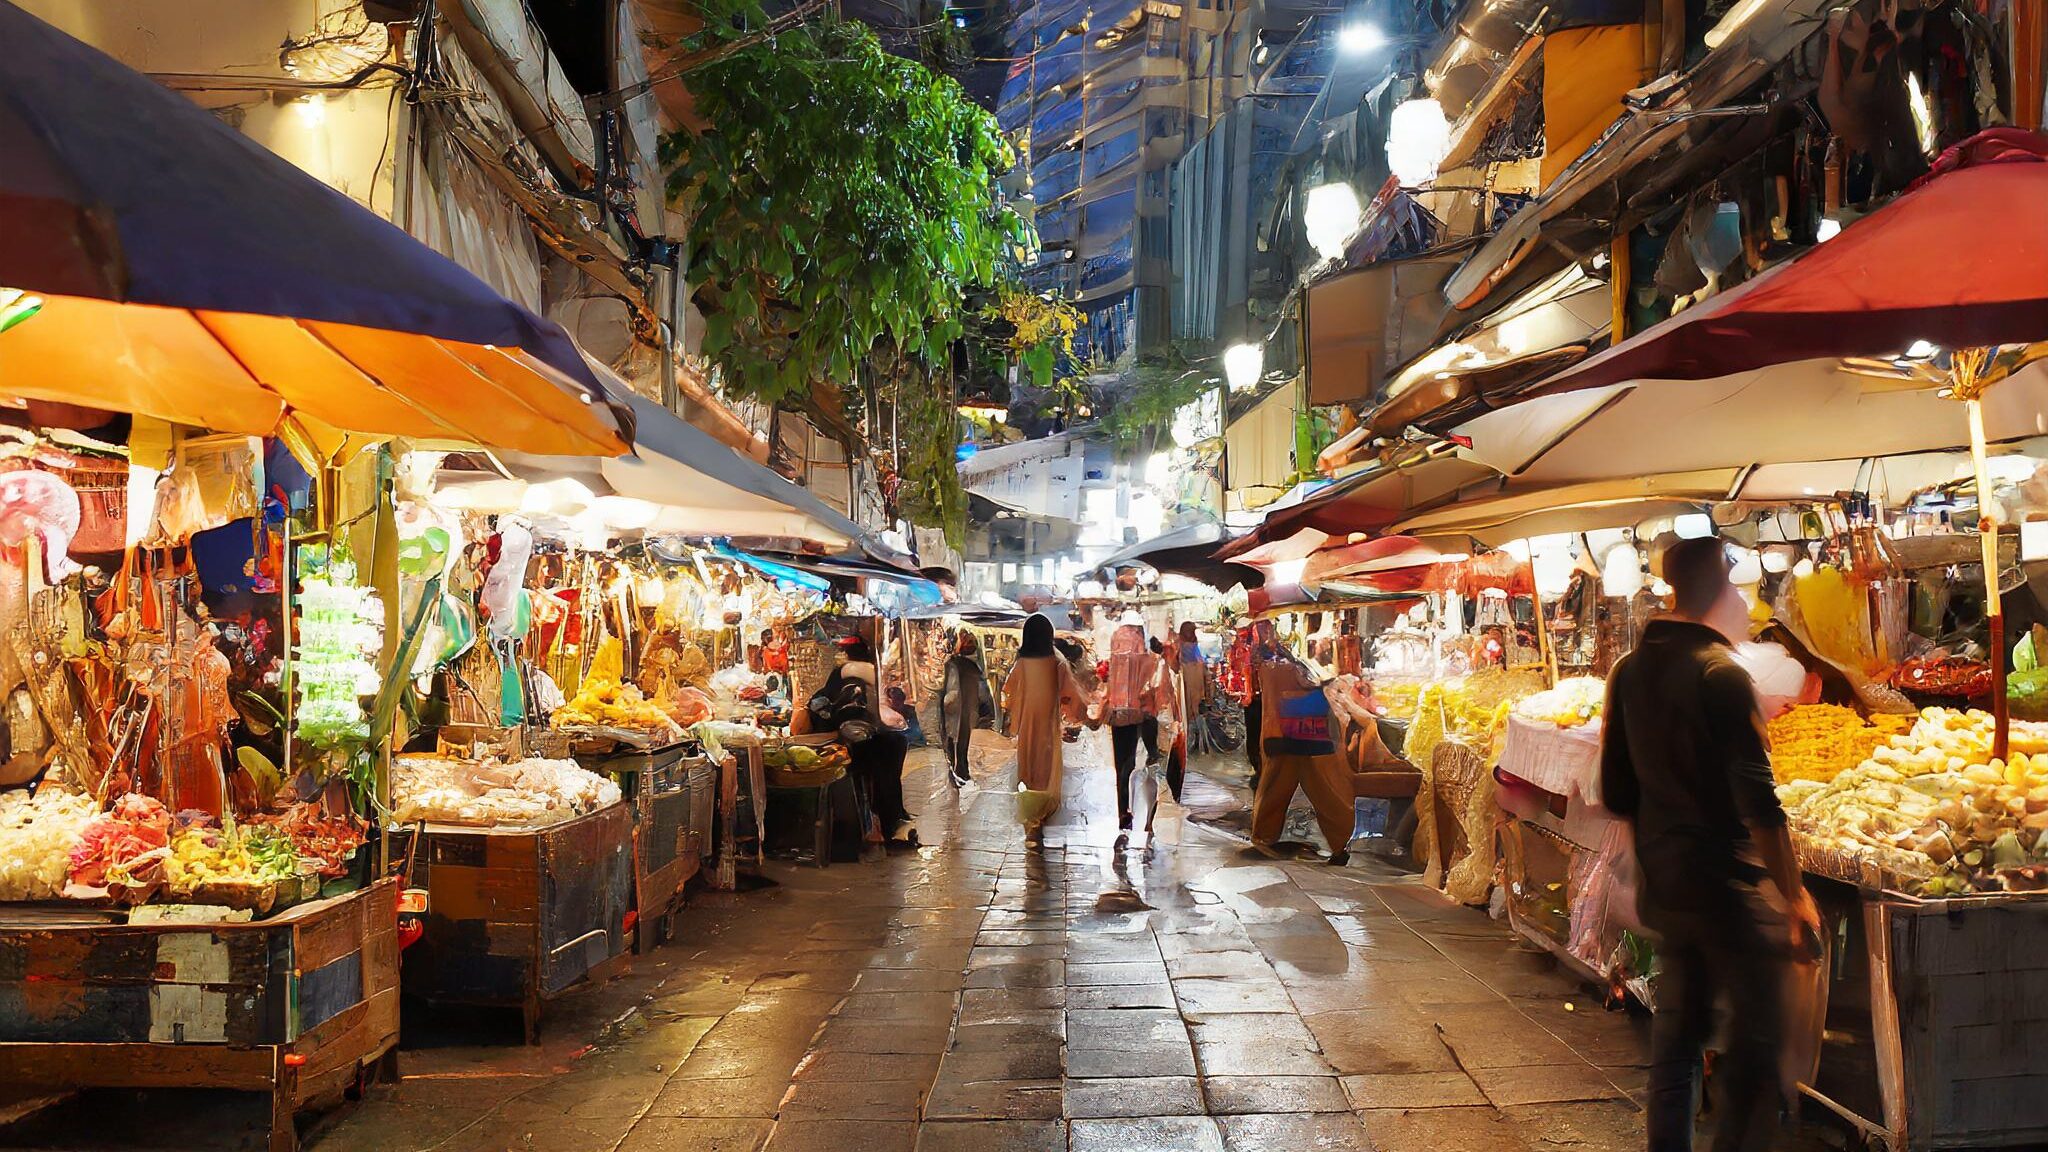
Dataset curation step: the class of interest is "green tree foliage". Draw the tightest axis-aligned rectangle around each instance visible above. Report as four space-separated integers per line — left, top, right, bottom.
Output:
663 17 1027 407
885 359 968 549
1096 354 1219 449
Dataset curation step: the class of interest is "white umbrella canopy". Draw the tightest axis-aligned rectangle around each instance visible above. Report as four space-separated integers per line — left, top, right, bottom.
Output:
1390 470 1740 546
1461 358 2048 484
438 367 862 547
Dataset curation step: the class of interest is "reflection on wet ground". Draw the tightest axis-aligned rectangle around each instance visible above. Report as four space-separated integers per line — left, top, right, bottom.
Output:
4 733 1749 1150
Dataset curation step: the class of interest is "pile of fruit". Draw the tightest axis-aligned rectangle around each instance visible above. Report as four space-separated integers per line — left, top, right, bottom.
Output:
67 793 174 901
553 677 684 739
1512 677 1607 729
763 741 849 785
1779 707 2048 893
1767 705 1913 785
164 818 301 901
243 803 364 878
0 788 99 901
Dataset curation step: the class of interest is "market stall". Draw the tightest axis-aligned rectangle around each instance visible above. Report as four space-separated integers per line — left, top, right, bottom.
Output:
391 468 832 994
0 436 405 1148
1367 455 2048 1149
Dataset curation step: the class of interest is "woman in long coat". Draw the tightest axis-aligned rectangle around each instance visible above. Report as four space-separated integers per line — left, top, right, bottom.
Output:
1002 614 1092 843
939 631 985 787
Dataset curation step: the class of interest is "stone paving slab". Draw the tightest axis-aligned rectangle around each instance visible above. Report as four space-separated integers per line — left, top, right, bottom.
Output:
0 740 1709 1152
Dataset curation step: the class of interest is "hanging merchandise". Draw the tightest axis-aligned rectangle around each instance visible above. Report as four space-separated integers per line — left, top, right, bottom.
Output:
293 558 384 752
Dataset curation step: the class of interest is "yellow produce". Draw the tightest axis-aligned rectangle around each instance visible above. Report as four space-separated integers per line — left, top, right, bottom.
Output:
1767 705 1911 785
553 676 683 736
1793 565 1883 678
1780 707 2048 890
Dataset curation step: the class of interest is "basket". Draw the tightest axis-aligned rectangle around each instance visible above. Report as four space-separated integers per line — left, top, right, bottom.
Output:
767 763 847 789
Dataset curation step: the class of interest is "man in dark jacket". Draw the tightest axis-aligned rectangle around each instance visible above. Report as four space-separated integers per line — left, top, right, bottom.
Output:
1600 535 1821 1152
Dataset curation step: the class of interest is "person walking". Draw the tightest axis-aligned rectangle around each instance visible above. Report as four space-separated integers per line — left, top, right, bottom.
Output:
1002 613 1093 844
1177 621 1210 758
1154 633 1187 802
939 631 985 787
1600 535 1822 1152
1103 617 1159 850
1247 621 1357 864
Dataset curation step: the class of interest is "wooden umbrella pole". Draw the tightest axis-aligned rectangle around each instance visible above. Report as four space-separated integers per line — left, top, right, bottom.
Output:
1967 394 2009 762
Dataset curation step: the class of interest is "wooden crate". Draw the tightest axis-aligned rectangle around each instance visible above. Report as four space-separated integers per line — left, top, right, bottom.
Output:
1868 892 2048 1149
396 803 633 1042
0 878 400 1151
581 745 703 953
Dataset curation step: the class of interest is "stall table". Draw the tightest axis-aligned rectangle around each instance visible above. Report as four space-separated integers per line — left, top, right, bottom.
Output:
1797 876 2048 1150
395 803 633 1042
582 744 714 952
0 878 400 1151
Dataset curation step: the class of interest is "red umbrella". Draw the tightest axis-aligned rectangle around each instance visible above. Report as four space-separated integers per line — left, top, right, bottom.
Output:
1527 126 2048 759
1531 128 2048 398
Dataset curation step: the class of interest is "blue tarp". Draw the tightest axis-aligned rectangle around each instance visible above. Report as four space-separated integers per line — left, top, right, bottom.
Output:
0 2 603 396
1032 150 1082 201
1079 237 1134 292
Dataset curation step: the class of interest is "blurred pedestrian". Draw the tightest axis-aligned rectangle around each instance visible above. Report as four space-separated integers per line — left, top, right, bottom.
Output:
1104 616 1159 850
1178 621 1210 757
1003 613 1093 843
1247 622 1355 864
1600 535 1821 1152
810 635 913 849
940 631 985 787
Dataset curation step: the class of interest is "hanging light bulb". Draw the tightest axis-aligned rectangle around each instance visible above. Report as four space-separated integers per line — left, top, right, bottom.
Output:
1386 98 1451 188
1222 342 1264 392
1302 181 1364 261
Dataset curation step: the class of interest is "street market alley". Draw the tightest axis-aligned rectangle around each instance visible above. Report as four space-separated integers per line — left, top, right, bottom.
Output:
334 732 1669 1152
4 739 1666 1152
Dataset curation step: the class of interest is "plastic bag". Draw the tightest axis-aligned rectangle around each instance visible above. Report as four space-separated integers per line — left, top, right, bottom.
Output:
482 520 532 640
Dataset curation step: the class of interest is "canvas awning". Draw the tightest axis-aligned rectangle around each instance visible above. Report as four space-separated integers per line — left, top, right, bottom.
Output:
1218 452 1498 557
1389 471 1740 546
1303 252 1469 406
1459 355 2048 486
1523 129 2048 401
0 4 627 456
1096 521 1259 590
448 370 865 547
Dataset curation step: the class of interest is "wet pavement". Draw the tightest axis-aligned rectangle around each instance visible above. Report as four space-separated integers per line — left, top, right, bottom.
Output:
5 734 1721 1151
332 729 1671 1152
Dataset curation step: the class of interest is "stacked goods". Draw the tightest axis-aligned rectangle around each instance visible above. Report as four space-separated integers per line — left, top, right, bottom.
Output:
1779 708 2048 893
163 818 300 907
1767 705 1914 784
553 677 684 739
393 755 623 828
1513 677 1608 728
243 803 365 878
1372 679 1424 720
67 793 173 902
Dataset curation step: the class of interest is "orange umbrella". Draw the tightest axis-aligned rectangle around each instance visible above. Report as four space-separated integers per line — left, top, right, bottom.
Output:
0 4 627 456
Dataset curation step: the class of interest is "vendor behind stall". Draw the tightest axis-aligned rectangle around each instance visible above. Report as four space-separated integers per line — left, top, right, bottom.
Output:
811 635 913 846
